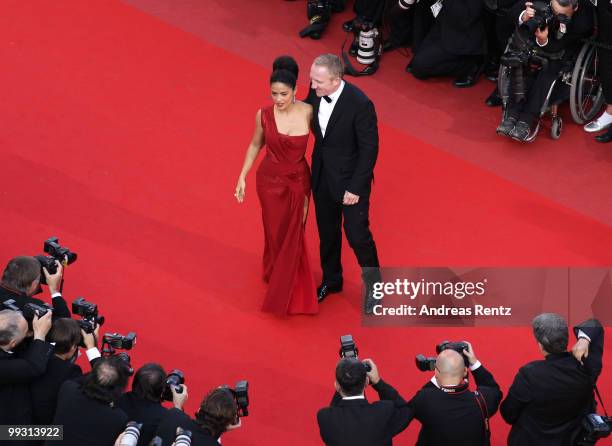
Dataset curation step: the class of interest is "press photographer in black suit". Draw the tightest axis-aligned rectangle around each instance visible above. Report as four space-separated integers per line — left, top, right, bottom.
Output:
0 256 70 319
317 358 413 446
49 356 130 446
0 309 53 426
408 341 502 446
500 314 604 446
156 387 241 446
30 318 101 425
117 363 189 446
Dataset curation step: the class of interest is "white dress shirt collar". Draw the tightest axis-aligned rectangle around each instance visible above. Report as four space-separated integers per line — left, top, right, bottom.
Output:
342 394 365 400
325 80 345 103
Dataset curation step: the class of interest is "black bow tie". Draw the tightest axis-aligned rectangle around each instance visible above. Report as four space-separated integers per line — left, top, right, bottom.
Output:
322 95 332 103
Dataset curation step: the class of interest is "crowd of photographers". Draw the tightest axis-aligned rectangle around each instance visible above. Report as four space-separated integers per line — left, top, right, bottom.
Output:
319 317 607 445
0 239 248 446
293 0 612 143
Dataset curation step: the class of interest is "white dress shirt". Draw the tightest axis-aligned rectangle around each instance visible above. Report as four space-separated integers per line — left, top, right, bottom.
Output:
318 80 345 138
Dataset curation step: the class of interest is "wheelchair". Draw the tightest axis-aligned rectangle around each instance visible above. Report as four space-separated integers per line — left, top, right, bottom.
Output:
498 38 605 142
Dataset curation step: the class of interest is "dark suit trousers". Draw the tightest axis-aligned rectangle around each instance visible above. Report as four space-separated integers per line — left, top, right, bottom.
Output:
313 173 379 286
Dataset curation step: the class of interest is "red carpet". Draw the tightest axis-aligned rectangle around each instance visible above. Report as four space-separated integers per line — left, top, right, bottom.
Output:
0 1 610 445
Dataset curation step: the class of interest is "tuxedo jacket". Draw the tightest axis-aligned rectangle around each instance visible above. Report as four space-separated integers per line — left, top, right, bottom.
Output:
500 320 604 446
409 365 502 446
306 82 379 202
317 379 413 446
0 339 54 425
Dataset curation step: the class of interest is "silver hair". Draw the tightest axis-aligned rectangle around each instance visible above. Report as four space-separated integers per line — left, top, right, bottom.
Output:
532 313 568 354
0 310 25 347
313 54 344 79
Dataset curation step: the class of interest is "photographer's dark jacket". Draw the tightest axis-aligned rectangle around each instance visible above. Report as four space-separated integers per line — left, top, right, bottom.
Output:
510 0 595 60
317 379 413 446
156 408 221 446
0 339 53 426
48 379 128 446
306 82 378 201
0 285 71 319
117 392 168 446
500 320 604 446
409 364 502 446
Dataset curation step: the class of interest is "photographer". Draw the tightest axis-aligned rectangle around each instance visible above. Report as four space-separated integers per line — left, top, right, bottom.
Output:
317 358 413 445
156 387 242 446
31 318 101 425
117 363 188 446
408 342 502 445
50 356 130 446
0 309 53 425
0 256 70 319
500 314 604 445
496 0 594 141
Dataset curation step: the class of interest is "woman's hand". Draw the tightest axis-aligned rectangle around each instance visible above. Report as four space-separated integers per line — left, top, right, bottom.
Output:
235 176 246 203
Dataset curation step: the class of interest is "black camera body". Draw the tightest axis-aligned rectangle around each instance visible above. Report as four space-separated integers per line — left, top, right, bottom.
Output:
574 414 611 445
339 334 372 372
221 380 250 418
415 341 470 372
162 369 185 402
72 297 105 334
523 1 555 34
34 237 77 285
103 332 136 350
1 299 51 330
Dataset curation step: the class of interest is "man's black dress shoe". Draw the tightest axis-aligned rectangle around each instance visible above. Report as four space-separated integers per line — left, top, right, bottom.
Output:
453 64 483 88
595 128 612 143
485 88 502 107
317 283 342 303
343 19 355 32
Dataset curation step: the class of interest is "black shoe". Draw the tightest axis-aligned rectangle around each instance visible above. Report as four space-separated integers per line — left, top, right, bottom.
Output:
509 120 531 142
342 19 355 32
485 89 502 107
363 283 379 315
405 60 413 73
453 64 483 88
317 283 342 303
484 60 499 82
595 128 612 143
496 116 516 136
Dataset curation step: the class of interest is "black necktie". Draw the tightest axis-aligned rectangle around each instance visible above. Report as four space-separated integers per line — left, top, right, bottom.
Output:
323 96 332 103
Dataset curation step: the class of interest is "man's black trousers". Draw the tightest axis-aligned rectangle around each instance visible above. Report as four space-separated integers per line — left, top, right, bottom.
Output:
313 173 379 287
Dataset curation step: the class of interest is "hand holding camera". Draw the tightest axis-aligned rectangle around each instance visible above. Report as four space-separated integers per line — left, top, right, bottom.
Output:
362 359 380 385
32 310 53 341
42 261 63 295
461 341 478 367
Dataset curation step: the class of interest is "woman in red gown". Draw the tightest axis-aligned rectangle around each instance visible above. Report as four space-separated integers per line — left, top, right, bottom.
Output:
235 59 317 315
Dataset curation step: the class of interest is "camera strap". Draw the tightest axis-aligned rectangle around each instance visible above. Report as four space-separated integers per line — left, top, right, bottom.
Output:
473 391 491 446
593 385 609 418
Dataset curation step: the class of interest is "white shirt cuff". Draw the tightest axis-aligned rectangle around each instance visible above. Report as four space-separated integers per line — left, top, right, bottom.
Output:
51 292 62 298
86 348 101 362
518 11 526 24
536 38 548 47
470 361 482 371
577 329 591 342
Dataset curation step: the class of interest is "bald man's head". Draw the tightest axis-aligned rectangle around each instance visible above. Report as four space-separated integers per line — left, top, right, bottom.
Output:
435 350 467 386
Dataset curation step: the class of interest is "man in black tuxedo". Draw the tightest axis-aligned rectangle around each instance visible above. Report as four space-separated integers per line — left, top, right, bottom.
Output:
500 314 604 446
0 256 70 319
408 341 502 445
30 318 101 425
0 309 53 428
306 54 381 314
317 358 413 445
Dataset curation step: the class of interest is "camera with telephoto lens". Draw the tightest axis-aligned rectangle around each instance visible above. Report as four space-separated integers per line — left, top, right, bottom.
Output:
415 341 470 372
573 414 611 445
34 237 78 285
1 299 51 330
72 297 105 335
339 334 372 372
101 332 136 375
161 369 185 401
117 421 142 446
300 0 332 39
174 427 193 446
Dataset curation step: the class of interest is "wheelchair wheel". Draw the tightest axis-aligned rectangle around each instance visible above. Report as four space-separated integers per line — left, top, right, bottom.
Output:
570 42 605 124
551 116 563 140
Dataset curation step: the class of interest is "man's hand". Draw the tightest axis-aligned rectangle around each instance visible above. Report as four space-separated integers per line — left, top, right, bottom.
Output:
343 191 360 205
522 2 536 21
363 358 380 385
462 341 478 367
572 338 590 364
226 418 242 431
535 25 549 45
43 261 63 295
172 384 189 410
81 326 99 350
32 311 53 341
